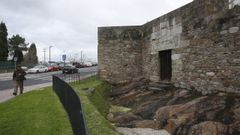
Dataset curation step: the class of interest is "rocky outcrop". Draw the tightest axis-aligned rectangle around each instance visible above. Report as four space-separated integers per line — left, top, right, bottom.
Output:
134 120 158 129
108 112 142 125
188 121 228 135
154 96 226 134
229 99 240 134
108 79 240 135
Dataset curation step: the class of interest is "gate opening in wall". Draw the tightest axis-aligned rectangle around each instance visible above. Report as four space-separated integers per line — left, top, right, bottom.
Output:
159 50 172 81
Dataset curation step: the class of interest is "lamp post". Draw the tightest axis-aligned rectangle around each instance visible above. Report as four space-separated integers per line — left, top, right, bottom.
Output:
43 48 46 64
49 46 53 64
14 57 18 69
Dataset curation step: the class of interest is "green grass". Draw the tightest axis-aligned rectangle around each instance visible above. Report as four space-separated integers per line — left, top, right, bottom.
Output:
71 76 121 135
0 76 121 135
0 87 72 135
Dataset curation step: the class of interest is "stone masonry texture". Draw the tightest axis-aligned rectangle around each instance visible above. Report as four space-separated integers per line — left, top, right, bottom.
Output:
98 0 240 94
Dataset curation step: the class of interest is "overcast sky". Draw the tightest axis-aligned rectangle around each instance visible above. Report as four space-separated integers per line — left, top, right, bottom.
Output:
0 0 193 62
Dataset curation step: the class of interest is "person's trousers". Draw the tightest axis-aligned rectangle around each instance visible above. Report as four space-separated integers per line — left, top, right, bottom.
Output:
14 80 24 94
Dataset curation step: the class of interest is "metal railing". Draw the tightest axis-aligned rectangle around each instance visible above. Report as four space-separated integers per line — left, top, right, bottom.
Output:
55 73 81 84
52 75 88 135
0 61 15 73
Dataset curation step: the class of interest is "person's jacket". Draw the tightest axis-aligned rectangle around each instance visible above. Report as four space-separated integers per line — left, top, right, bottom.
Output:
13 69 26 81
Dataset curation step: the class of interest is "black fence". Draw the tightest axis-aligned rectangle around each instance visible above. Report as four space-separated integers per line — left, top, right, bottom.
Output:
52 75 88 135
55 73 81 84
0 61 15 73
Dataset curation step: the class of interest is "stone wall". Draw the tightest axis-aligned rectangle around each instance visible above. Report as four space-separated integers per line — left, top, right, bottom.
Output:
98 26 143 84
177 7 240 94
141 0 229 82
98 0 240 94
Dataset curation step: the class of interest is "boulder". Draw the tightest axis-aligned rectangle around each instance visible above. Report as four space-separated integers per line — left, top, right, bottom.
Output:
233 104 240 121
154 96 226 134
229 121 240 134
110 77 148 97
133 96 171 119
82 88 95 94
108 112 142 124
165 113 195 134
188 121 228 135
229 105 240 134
111 90 145 106
134 120 158 129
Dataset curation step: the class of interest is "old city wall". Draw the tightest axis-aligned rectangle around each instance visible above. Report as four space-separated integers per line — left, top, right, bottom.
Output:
178 7 240 94
98 26 143 84
141 2 192 82
98 0 240 94
141 0 239 94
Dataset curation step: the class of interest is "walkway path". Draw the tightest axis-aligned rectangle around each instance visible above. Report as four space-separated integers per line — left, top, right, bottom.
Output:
117 127 170 135
0 82 51 103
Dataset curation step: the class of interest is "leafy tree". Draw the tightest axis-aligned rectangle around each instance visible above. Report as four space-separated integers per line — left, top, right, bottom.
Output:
13 49 24 64
9 34 28 64
23 43 38 65
0 22 9 61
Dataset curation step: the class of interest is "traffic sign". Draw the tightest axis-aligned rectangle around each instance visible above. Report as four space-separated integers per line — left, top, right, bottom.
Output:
62 54 66 61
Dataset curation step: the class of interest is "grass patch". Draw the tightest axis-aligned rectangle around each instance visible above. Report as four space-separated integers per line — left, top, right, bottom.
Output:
71 76 121 135
0 76 121 135
0 87 72 135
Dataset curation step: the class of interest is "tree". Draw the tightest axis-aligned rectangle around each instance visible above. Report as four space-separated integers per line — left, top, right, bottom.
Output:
68 53 80 63
0 22 9 61
23 43 38 65
8 34 28 64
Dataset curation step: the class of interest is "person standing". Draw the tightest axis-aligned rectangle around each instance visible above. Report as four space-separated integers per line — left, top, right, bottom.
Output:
13 65 26 95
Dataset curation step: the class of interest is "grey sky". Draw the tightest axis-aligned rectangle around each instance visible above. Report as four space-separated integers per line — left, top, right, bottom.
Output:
0 0 193 62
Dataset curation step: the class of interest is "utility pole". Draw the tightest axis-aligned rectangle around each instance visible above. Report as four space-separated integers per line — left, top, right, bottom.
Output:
49 46 53 64
80 50 83 64
43 48 46 64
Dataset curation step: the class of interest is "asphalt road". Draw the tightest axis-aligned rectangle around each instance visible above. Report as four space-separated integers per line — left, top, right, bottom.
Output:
0 66 97 91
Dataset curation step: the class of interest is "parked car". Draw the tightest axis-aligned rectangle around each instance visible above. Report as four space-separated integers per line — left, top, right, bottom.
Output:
27 65 48 73
92 62 98 66
62 65 78 74
48 64 60 72
58 63 64 70
72 62 81 68
21 66 28 71
84 62 92 67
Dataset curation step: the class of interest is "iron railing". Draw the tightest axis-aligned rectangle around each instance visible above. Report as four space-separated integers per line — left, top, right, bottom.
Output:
52 75 88 135
55 73 81 83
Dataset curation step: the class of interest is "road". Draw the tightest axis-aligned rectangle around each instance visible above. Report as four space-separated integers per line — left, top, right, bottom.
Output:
0 66 97 102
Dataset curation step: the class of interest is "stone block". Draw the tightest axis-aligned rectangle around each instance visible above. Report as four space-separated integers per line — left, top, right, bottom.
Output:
206 72 215 76
220 30 228 35
171 25 182 35
228 27 239 34
172 54 181 60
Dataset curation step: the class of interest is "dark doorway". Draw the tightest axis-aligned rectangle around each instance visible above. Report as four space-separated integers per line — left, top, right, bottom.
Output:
159 50 172 81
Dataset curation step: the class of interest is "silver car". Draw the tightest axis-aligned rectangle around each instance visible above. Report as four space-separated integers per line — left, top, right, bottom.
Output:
27 65 48 73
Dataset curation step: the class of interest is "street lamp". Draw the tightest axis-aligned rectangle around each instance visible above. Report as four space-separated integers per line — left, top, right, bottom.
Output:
43 48 46 64
14 57 18 69
49 46 53 64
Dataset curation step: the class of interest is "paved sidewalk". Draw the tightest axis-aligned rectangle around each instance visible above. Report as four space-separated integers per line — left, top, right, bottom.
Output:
0 82 52 103
0 73 96 103
0 72 12 77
